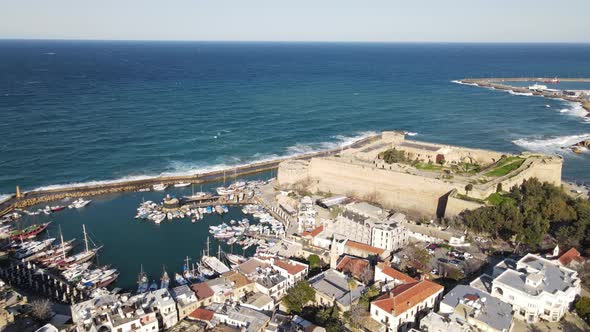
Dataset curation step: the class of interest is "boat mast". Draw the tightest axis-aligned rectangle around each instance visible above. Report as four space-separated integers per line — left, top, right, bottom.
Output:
185 256 191 270
59 225 65 259
206 237 210 256
82 224 89 253
218 244 221 260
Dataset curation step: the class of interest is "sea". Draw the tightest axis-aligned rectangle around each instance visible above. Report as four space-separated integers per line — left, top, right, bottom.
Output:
1 41 590 289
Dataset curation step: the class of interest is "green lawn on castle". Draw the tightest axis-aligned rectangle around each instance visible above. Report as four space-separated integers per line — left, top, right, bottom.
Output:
484 156 525 177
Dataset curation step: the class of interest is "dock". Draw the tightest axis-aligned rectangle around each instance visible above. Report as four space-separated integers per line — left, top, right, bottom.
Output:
0 134 380 216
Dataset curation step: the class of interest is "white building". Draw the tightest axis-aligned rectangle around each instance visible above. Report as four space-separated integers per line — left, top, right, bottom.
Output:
71 294 159 332
370 280 444 332
150 289 178 329
326 203 409 252
298 196 318 233
490 253 580 323
272 259 309 288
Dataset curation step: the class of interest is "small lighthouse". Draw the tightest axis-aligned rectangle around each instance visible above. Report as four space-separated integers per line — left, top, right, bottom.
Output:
16 185 22 199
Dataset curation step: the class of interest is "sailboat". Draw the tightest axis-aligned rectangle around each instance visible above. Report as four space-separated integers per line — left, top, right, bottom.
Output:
54 225 101 269
137 265 149 293
182 256 195 281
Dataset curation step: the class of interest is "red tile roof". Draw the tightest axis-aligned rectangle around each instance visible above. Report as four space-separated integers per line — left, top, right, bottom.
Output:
189 308 214 321
559 247 585 266
336 256 372 281
345 240 385 255
302 225 324 238
191 282 214 300
377 262 415 284
372 280 443 317
273 259 308 275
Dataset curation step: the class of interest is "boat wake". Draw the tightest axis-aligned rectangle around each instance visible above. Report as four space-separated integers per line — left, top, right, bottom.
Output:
404 131 418 136
24 131 377 194
512 133 590 154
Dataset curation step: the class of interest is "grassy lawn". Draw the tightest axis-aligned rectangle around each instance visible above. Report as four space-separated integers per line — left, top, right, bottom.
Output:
486 192 516 206
485 157 525 177
414 162 443 171
456 193 485 204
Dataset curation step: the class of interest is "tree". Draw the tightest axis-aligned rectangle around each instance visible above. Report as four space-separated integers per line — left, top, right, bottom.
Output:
283 281 316 313
308 254 321 269
30 299 52 322
575 297 590 323
496 182 503 193
464 184 473 196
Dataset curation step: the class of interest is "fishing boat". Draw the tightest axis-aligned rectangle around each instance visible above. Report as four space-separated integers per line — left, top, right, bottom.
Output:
174 273 187 285
214 205 224 214
149 280 158 292
182 257 195 282
96 272 119 288
137 265 149 293
62 262 92 281
197 263 216 279
174 183 191 187
70 198 92 209
152 183 168 191
201 241 230 274
50 205 66 212
10 222 52 241
160 268 170 289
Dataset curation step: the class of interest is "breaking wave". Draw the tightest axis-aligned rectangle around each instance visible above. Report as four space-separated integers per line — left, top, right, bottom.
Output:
26 131 377 193
450 80 478 87
512 133 590 154
557 101 590 121
508 90 534 96
0 194 13 203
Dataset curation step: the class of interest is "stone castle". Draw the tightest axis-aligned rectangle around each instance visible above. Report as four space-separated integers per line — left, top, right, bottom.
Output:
278 131 562 218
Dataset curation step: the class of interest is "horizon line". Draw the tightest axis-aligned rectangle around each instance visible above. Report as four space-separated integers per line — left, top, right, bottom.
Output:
1 38 589 44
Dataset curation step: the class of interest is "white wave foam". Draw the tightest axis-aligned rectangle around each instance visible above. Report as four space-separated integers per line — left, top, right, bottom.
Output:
557 101 590 121
512 133 590 154
450 80 478 87
404 131 418 136
508 90 533 96
29 131 377 192
0 194 13 203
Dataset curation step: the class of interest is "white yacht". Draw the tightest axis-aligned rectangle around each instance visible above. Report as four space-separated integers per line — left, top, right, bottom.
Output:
152 183 168 191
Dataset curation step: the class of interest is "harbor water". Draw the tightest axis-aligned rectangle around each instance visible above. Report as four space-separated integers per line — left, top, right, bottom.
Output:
9 172 272 290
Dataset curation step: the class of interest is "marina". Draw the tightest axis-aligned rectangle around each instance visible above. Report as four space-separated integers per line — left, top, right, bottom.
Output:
0 171 279 293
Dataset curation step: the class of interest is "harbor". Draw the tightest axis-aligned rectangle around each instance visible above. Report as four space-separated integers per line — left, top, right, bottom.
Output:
0 171 283 294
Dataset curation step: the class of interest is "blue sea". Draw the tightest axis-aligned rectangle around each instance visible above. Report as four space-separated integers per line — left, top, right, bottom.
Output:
2 41 590 289
1 41 590 197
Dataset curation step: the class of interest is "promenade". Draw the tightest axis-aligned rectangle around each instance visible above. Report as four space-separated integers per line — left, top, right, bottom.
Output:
0 134 380 216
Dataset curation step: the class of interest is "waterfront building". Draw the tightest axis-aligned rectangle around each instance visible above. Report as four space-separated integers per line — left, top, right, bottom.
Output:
490 253 580 323
190 282 215 308
170 285 199 321
71 294 159 332
309 269 365 312
370 279 444 332
132 289 178 329
439 285 514 332
271 259 309 288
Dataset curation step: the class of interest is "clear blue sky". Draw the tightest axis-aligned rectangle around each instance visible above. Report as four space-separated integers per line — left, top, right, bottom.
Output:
2 0 589 42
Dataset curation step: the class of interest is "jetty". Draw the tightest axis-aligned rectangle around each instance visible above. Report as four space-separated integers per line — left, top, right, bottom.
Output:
0 134 380 216
457 77 590 113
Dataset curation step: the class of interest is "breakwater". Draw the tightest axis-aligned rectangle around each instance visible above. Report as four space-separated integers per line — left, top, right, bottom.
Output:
0 134 380 216
459 78 590 113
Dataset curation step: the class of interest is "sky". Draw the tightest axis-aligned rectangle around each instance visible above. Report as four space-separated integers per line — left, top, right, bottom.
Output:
1 0 589 43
